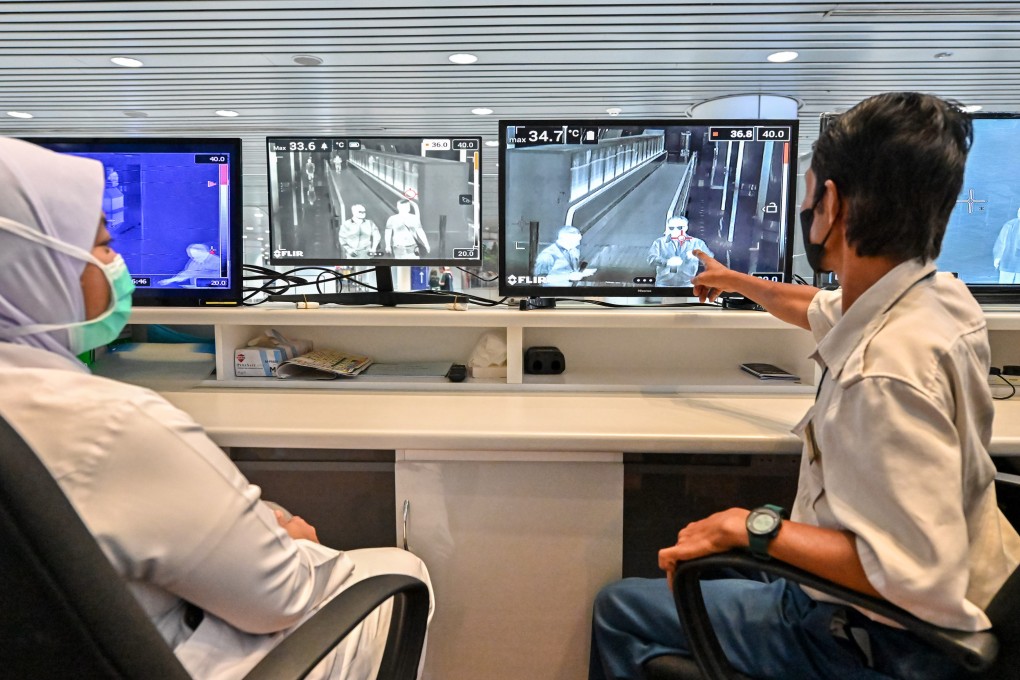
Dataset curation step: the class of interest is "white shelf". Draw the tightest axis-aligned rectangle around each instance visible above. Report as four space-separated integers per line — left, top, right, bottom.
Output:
120 304 1020 394
119 303 815 393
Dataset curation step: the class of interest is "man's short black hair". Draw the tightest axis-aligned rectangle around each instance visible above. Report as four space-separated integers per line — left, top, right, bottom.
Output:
811 92 973 262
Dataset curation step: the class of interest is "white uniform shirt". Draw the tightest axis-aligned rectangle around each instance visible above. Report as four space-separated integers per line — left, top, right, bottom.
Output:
792 258 1020 631
0 342 356 677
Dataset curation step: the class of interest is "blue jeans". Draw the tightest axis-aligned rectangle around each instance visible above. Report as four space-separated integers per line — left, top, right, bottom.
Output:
589 577 962 680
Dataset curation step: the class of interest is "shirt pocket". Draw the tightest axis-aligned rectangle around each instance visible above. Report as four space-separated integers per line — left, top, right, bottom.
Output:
792 406 826 511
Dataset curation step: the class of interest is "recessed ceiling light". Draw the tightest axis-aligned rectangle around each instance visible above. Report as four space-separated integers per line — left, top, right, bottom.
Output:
484 140 499 147
449 53 478 65
472 108 494 115
111 56 144 68
960 104 983 113
606 107 623 116
5 111 33 119
934 51 954 60
215 110 240 117
766 51 799 63
292 55 324 66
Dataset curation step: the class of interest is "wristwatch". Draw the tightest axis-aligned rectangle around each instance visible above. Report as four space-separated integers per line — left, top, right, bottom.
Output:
746 504 785 560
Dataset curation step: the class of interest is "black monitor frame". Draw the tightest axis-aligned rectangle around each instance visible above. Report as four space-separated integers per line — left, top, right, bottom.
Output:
497 118 799 299
21 136 243 307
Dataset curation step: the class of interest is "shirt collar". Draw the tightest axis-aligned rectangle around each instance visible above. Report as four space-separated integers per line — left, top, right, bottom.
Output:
813 258 936 379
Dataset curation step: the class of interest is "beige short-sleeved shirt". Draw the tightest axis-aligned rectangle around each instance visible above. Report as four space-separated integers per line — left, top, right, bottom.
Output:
793 258 1020 631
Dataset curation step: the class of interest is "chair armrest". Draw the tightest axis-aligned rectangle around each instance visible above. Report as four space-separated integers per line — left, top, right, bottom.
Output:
672 552 998 680
243 574 429 680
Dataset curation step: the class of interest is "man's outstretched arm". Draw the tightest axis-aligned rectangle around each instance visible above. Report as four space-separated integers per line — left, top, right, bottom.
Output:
691 250 819 331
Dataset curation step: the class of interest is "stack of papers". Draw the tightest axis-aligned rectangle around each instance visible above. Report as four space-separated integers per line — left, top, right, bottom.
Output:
276 349 373 380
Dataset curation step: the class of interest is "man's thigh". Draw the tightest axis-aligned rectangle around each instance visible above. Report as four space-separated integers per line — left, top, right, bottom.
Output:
599 577 888 680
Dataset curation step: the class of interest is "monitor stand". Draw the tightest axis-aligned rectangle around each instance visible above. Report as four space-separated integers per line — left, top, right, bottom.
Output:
268 267 455 307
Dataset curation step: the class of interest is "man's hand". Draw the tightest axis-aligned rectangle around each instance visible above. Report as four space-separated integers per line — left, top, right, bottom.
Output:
691 250 736 302
658 508 749 592
275 510 320 544
994 258 1001 269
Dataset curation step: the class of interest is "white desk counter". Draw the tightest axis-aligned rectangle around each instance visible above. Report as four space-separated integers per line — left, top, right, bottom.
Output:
159 388 1020 456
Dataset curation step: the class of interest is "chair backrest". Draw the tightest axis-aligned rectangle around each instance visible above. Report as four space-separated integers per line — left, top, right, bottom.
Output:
978 472 1020 678
0 411 191 679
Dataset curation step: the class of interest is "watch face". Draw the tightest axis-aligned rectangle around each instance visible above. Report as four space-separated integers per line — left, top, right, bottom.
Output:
750 511 779 534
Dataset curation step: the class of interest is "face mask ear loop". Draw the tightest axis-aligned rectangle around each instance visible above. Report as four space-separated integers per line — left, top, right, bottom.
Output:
0 215 114 339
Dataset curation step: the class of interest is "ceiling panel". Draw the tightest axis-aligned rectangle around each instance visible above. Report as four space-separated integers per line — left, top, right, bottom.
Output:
2 0 1019 235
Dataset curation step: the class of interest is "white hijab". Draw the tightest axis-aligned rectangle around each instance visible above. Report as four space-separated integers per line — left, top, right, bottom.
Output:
0 137 105 361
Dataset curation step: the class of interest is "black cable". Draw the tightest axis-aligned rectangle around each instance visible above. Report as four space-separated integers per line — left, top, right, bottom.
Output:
991 369 1017 400
241 265 311 305
455 267 500 283
241 264 387 305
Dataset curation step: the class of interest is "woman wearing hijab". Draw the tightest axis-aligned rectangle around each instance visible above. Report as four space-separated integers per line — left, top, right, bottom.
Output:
0 137 432 679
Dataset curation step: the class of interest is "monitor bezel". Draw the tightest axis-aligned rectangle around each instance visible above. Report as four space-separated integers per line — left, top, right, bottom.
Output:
265 135 484 268
497 118 799 299
20 136 243 307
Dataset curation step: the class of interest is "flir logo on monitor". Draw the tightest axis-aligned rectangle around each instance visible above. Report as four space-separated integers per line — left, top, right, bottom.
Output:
506 275 548 286
273 249 305 258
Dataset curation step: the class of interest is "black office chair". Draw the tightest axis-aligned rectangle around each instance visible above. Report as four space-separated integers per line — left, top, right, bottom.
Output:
0 412 429 680
643 473 1020 680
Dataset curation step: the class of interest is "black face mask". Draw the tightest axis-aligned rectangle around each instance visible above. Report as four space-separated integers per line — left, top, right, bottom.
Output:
800 204 833 273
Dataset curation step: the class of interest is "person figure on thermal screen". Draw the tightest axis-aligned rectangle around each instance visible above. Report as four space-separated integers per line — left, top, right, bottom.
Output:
304 157 315 185
385 199 430 259
337 204 381 259
534 225 584 286
993 208 1020 283
157 243 221 287
647 216 714 287
332 154 343 174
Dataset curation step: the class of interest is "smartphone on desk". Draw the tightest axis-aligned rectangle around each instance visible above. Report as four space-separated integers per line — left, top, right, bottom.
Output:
739 362 799 381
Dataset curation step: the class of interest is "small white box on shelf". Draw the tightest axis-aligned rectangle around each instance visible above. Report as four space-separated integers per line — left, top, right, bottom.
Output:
470 365 507 379
234 347 289 377
234 329 312 377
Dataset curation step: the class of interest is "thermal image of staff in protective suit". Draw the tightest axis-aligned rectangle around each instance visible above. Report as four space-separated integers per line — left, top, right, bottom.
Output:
647 216 713 287
993 208 1020 283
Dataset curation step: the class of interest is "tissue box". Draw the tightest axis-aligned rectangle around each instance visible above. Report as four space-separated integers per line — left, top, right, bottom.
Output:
234 347 292 377
235 329 312 377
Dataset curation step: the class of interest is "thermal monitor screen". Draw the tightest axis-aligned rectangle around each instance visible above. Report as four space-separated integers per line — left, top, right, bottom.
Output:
267 136 482 266
24 138 241 306
499 120 798 297
938 115 1020 301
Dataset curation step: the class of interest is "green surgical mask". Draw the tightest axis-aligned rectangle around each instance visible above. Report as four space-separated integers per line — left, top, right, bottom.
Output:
68 253 135 354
